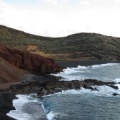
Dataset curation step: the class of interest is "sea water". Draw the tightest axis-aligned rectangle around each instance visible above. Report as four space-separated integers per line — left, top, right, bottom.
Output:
8 63 120 120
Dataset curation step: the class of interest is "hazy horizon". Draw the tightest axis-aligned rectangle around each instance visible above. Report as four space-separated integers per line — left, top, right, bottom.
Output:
0 0 120 37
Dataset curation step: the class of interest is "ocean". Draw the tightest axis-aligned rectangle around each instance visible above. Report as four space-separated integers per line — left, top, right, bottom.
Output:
7 63 120 120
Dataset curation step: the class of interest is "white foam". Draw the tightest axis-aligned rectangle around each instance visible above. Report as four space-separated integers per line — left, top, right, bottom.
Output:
91 63 119 68
46 111 57 120
53 84 120 97
7 95 33 120
113 78 120 83
52 63 120 81
7 95 46 120
7 63 120 120
7 85 120 120
95 85 118 96
77 65 88 69
46 111 68 120
51 65 88 81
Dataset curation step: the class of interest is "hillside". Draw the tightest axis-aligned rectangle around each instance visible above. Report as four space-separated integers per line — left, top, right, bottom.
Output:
0 25 120 60
0 57 26 88
0 44 61 88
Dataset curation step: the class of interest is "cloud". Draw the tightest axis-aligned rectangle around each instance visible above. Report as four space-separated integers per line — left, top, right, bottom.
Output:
79 0 90 5
0 0 120 37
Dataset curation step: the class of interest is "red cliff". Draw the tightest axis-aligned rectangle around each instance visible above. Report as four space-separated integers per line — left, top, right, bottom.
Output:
0 44 61 74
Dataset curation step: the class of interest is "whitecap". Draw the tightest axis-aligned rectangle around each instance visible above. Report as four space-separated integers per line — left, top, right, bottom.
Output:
46 111 58 120
52 63 120 82
113 78 120 83
91 63 120 68
52 85 120 97
7 95 47 120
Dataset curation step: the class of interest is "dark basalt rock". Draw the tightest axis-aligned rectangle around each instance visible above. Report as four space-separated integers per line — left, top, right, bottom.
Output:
112 93 119 96
0 92 17 120
4 78 117 97
107 85 118 90
0 78 118 119
84 79 115 86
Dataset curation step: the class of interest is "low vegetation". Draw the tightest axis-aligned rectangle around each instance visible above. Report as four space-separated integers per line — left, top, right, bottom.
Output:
0 25 120 60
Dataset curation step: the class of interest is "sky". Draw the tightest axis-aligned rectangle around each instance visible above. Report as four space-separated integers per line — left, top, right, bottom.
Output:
0 0 120 37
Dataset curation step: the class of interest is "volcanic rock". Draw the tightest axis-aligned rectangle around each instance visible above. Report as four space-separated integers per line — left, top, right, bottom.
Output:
0 92 17 120
0 44 61 74
112 93 119 96
5 79 117 96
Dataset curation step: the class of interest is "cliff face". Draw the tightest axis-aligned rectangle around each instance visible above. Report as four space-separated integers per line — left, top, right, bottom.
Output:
0 44 61 74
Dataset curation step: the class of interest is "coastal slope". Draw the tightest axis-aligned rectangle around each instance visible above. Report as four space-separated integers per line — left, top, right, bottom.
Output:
0 44 61 120
0 57 26 89
0 44 61 88
0 25 120 60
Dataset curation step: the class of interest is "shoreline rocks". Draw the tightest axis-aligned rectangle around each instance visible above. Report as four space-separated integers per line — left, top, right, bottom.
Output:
4 78 117 96
0 44 62 119
1 77 119 119
0 92 17 120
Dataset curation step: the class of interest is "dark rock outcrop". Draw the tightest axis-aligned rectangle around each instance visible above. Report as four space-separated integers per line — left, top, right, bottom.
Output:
107 85 118 90
0 92 17 120
83 79 115 86
5 79 117 96
112 93 119 96
0 78 118 120
0 44 61 74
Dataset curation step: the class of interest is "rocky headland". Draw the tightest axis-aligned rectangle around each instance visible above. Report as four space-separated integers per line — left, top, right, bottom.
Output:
3 79 118 96
0 44 61 74
0 44 61 119
0 44 61 87
0 27 120 119
0 44 119 119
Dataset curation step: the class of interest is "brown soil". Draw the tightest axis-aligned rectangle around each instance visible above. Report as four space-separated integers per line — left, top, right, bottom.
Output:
0 57 26 89
0 44 61 89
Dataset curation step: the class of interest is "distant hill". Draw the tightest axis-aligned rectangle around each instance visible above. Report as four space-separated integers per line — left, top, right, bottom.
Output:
0 25 120 61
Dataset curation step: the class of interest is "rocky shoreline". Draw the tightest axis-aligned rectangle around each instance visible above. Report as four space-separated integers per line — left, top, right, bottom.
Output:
4 78 118 96
0 92 17 120
0 44 62 120
1 75 119 119
1 73 120 120
0 44 120 119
